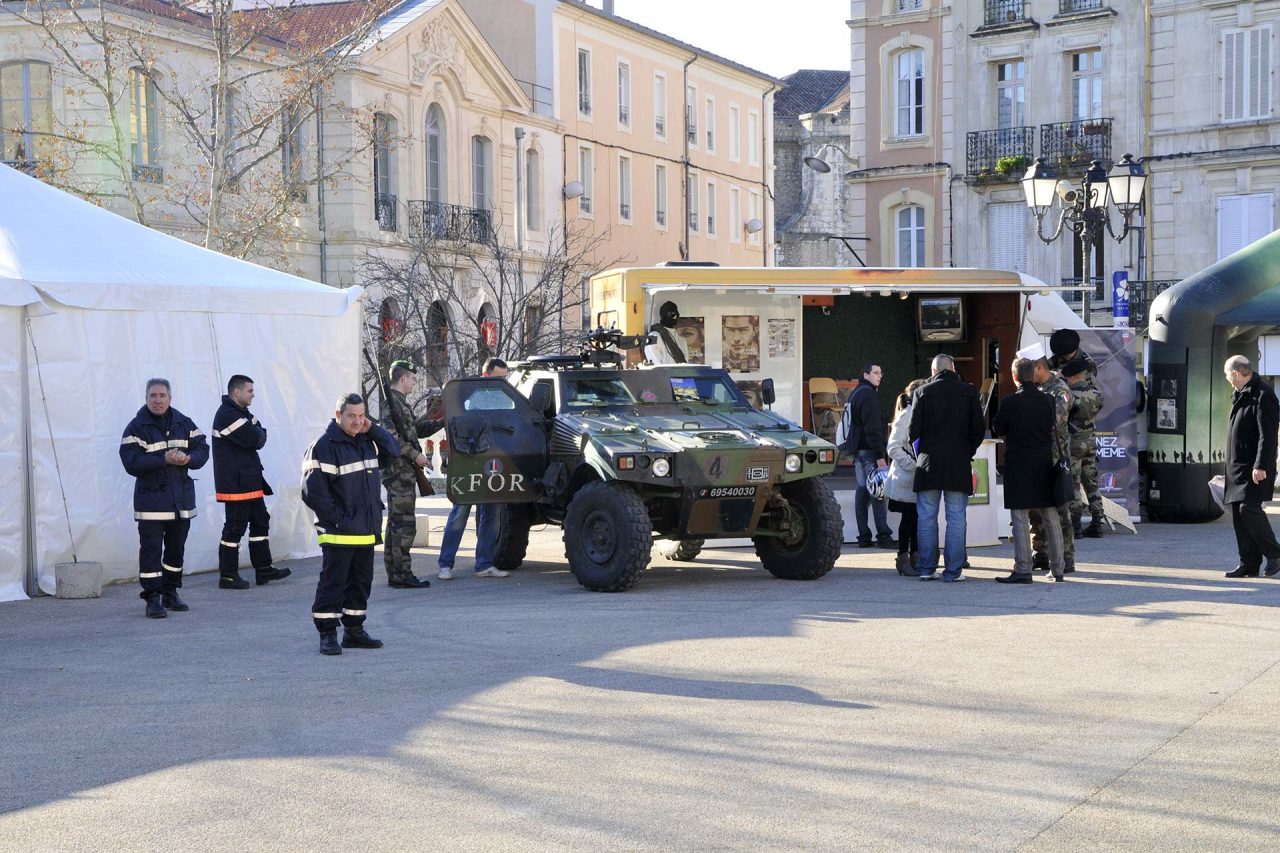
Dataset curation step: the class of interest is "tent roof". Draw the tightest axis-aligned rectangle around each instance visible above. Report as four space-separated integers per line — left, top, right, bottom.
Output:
1216 283 1280 325
0 165 360 316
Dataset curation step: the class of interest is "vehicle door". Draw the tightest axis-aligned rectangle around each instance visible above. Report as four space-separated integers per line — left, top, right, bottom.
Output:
443 377 548 504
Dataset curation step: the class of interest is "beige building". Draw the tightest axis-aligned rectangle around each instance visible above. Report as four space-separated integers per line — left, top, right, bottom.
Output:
464 0 780 274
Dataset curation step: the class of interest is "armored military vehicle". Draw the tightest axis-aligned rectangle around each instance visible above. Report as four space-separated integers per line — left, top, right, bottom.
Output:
441 330 843 591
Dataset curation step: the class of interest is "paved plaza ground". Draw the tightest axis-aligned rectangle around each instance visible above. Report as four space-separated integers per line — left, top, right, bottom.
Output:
2 501 1279 851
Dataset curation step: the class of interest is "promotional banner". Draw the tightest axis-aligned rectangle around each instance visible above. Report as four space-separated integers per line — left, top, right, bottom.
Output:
1077 328 1140 519
1112 271 1130 327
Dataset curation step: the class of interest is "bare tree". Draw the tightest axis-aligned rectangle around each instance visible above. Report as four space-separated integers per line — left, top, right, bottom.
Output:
360 219 628 404
3 0 392 259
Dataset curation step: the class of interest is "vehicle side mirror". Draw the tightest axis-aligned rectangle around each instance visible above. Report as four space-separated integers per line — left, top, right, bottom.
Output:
761 377 776 408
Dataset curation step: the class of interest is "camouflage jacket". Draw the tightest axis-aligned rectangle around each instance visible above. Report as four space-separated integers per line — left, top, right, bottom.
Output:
1067 378 1104 448
381 388 442 485
1037 372 1072 462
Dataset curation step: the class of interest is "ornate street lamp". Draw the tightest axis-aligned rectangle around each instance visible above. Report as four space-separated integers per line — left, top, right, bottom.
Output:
1021 153 1147 321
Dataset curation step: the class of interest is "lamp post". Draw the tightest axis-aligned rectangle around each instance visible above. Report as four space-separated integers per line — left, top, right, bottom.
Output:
1021 153 1147 322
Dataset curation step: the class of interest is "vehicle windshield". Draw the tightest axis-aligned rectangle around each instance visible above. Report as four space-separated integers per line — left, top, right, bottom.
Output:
666 376 744 405
565 378 636 407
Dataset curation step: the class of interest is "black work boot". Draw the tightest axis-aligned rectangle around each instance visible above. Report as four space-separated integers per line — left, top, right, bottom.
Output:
341 626 384 649
219 572 250 590
1032 552 1049 572
161 590 189 612
145 595 167 619
319 631 342 656
255 566 292 586
1082 520 1104 538
1063 559 1076 574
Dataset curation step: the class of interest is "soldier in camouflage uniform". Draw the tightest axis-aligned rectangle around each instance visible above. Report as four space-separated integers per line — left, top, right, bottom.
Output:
1063 357 1105 538
1023 345 1077 573
381 361 442 589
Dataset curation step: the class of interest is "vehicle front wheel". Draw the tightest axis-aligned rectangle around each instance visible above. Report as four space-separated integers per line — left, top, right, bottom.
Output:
654 538 705 561
563 482 653 591
491 503 533 570
754 478 843 580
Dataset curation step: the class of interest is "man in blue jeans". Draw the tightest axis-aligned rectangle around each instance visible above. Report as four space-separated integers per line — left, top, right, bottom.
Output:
437 358 511 580
908 354 985 581
838 363 895 547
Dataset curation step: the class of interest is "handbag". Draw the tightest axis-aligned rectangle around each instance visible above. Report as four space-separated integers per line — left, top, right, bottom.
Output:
1052 429 1075 507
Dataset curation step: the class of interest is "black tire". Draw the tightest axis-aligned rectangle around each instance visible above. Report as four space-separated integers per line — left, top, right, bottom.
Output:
655 538 705 561
563 482 652 591
491 503 532 570
754 477 843 580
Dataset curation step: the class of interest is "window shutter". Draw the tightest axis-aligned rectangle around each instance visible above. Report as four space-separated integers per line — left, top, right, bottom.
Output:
1223 30 1243 121
1246 193 1274 245
988 203 1028 272
1217 195 1245 259
1251 27 1272 118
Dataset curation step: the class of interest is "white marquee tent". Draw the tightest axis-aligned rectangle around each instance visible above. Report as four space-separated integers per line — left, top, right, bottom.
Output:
0 164 363 602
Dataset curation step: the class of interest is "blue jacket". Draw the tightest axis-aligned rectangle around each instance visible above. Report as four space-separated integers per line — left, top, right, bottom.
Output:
119 405 210 521
301 420 400 547
211 395 272 501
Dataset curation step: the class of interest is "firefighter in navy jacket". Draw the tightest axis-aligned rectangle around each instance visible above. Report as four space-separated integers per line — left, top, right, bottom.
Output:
302 392 400 656
119 378 209 619
211 375 290 589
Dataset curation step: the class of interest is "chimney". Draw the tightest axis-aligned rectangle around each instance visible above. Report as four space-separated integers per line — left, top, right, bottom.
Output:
602 0 615 14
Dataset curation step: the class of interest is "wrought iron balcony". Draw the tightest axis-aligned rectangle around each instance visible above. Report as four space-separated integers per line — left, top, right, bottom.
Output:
406 200 495 244
619 105 630 125
655 115 666 136
1040 117 1112 175
619 202 631 220
1059 0 1102 13
374 192 397 232
965 127 1034 181
2 159 38 175
984 0 1028 26
656 209 666 226
131 163 163 184
896 0 923 11
1128 280 1178 329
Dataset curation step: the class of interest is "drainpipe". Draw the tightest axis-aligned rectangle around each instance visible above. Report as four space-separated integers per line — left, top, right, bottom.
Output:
314 86 327 284
515 126 526 342
1142 0 1153 282
760 81 777 266
681 52 697 260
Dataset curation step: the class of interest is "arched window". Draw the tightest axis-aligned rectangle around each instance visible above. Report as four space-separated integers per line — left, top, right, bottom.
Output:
477 302 498 361
128 67 161 179
426 300 450 372
425 104 446 204
471 135 491 210
373 112 397 230
525 147 541 231
895 205 926 267
893 48 924 138
1 61 53 168
379 297 403 343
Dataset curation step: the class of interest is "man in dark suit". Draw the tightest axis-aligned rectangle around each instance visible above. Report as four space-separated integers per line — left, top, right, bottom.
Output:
908 354 985 582
992 357 1066 582
1223 355 1280 578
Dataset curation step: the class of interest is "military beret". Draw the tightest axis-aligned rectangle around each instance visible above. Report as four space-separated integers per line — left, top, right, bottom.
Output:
1061 357 1090 378
1049 328 1081 357
388 359 417 380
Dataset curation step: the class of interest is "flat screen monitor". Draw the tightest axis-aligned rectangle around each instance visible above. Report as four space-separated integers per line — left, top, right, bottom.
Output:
917 296 965 343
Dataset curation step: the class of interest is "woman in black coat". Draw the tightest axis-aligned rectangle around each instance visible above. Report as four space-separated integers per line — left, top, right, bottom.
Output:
992 359 1065 582
1223 356 1280 577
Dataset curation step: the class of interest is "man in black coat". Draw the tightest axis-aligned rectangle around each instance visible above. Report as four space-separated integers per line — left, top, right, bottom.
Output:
839 363 894 547
212 374 290 590
908 354 985 581
1223 355 1280 577
992 357 1066 582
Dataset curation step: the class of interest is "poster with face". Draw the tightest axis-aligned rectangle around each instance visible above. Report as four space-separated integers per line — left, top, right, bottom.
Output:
675 317 705 364
722 315 760 373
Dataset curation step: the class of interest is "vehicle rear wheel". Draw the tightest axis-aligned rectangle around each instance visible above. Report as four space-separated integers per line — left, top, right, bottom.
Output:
655 538 705 561
564 482 652 591
491 503 532 570
754 478 842 580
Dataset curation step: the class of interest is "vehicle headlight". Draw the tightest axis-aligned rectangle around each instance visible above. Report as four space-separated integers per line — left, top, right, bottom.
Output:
652 457 671 477
785 453 802 473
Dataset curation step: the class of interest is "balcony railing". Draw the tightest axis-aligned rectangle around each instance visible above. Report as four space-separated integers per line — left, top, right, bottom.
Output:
132 163 163 184
1128 280 1178 329
1040 117 1112 175
1059 0 1102 13
655 115 666 136
406 200 494 244
619 105 630 125
619 202 631 220
897 0 923 10
656 209 666 226
984 0 1028 26
2 159 38 175
578 93 591 115
374 192 397 232
965 126 1034 179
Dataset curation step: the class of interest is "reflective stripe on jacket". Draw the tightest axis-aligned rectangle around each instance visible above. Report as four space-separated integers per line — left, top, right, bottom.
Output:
119 405 209 521
211 395 272 501
301 420 400 547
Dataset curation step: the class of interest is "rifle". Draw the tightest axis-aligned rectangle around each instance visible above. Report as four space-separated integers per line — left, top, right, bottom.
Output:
378 370 434 498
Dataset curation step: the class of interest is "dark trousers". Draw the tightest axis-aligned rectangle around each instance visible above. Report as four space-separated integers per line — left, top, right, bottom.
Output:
137 519 190 599
895 505 918 555
854 450 892 541
219 498 273 574
311 546 374 634
1230 500 1280 568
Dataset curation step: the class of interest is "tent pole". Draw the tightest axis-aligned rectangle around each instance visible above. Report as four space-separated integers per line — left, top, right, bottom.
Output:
20 304 37 597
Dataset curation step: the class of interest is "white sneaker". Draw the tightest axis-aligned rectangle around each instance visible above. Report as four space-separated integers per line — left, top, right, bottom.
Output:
437 567 454 580
474 567 510 578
